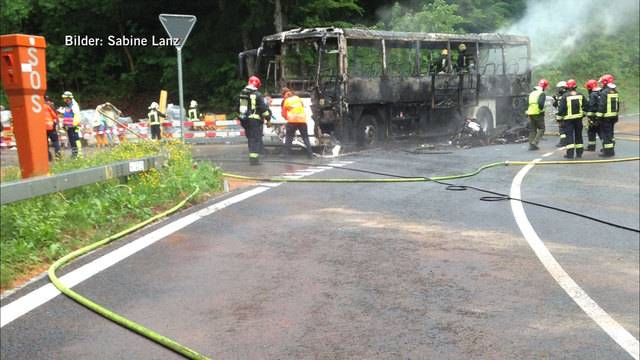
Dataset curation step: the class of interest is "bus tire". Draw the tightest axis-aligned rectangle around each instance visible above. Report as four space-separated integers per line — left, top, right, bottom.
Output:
476 106 494 135
357 113 381 147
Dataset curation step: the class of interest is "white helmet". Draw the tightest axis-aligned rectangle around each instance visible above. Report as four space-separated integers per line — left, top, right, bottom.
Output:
62 91 74 99
556 81 567 88
607 83 617 89
189 100 198 108
148 102 159 110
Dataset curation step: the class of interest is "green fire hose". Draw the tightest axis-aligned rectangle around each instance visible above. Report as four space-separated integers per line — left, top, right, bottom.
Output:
48 186 211 360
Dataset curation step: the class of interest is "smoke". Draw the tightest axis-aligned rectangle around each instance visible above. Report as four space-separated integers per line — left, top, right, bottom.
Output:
500 0 639 66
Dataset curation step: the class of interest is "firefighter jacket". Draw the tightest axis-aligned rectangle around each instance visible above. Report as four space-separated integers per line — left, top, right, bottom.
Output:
526 88 546 116
596 87 620 119
552 89 566 109
585 88 601 117
188 106 198 121
282 95 307 123
147 109 165 125
556 90 585 121
238 86 270 123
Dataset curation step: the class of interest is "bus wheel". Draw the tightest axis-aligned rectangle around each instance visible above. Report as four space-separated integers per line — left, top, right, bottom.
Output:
357 114 380 147
476 107 494 135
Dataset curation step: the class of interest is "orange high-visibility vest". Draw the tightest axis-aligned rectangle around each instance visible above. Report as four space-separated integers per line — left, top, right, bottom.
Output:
282 96 306 123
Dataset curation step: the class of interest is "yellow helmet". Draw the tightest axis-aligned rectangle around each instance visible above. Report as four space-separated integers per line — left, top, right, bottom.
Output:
441 48 448 56
458 43 466 51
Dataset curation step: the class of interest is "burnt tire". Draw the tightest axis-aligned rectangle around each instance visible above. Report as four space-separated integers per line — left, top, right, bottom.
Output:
476 107 494 135
357 113 382 147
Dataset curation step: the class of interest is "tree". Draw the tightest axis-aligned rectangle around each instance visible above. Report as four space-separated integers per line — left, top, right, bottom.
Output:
388 0 463 33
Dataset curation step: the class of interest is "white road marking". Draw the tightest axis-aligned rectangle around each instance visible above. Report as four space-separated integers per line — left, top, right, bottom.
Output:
510 158 639 359
1 161 336 327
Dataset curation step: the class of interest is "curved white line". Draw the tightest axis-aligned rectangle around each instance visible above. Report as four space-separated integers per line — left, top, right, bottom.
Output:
510 157 639 359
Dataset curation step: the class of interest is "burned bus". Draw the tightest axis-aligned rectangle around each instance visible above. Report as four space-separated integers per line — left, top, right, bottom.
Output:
239 27 531 146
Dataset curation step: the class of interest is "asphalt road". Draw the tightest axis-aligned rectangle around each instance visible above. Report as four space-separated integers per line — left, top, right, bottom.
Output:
1 130 638 359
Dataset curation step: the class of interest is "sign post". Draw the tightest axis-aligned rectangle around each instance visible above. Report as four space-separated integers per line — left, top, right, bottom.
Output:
159 14 196 142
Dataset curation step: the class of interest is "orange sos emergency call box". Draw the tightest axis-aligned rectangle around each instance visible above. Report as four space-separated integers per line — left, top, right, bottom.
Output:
0 34 49 178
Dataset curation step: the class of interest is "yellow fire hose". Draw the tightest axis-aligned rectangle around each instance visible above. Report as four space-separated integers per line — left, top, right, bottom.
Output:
48 186 210 360
223 157 640 183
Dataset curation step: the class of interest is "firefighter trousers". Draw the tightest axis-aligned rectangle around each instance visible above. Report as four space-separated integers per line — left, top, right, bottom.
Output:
527 114 545 146
66 126 82 158
585 117 600 151
150 124 161 140
557 120 567 146
563 119 583 158
246 119 264 164
47 130 61 160
599 117 616 156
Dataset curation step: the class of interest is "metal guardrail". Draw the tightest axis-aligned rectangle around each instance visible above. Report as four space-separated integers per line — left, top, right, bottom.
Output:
1 156 164 205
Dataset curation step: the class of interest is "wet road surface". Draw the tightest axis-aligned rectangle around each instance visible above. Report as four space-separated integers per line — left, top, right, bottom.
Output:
1 131 639 359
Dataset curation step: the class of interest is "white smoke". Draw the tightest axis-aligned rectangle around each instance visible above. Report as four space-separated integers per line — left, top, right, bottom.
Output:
500 0 639 66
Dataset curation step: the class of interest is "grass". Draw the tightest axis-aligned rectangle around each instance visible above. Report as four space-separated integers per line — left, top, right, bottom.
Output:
0 141 222 289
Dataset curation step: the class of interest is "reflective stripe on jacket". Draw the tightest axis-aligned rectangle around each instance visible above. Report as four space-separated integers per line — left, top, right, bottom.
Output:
282 96 306 123
148 110 160 125
596 87 620 118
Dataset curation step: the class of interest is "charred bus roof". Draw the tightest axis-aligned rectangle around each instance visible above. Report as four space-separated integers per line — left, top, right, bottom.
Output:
262 27 529 46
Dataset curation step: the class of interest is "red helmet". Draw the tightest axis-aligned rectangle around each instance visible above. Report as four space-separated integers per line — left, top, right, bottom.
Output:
537 79 549 90
248 76 261 89
584 79 598 91
599 74 614 86
566 79 577 89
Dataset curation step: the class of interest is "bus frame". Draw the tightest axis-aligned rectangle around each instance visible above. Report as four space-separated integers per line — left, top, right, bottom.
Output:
239 27 531 146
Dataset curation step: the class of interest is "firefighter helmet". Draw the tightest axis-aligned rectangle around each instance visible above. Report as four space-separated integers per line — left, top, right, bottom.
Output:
62 91 73 99
585 79 598 91
556 80 567 88
537 79 549 90
458 43 466 51
148 102 159 110
441 48 449 56
566 79 577 89
599 74 614 86
189 100 198 108
248 76 261 89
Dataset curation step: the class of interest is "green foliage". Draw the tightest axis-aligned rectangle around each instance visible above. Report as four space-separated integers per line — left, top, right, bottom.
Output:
388 0 464 33
0 142 222 289
534 26 640 113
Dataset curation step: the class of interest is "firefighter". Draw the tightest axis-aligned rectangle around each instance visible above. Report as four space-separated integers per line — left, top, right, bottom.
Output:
44 96 61 160
526 79 548 150
583 79 601 151
281 87 313 158
596 74 619 157
188 100 199 121
238 76 270 165
456 43 469 72
434 48 450 73
552 81 568 147
147 102 165 140
61 91 82 158
556 79 586 159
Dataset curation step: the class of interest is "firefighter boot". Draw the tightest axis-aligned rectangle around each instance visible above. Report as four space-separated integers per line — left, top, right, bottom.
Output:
563 148 574 159
576 148 584 159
